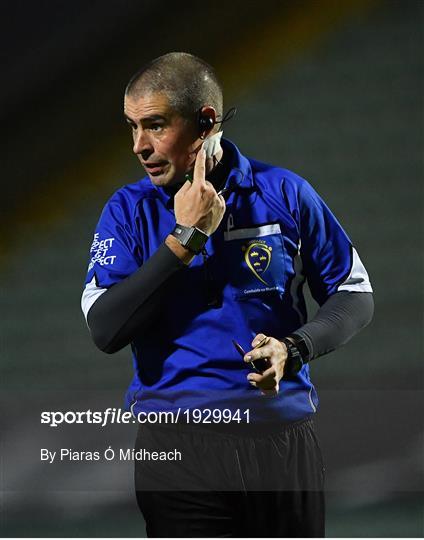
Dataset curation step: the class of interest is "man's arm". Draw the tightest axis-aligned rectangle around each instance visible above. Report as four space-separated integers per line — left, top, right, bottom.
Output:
244 175 374 395
86 239 190 353
290 290 374 360
83 147 225 354
244 290 374 395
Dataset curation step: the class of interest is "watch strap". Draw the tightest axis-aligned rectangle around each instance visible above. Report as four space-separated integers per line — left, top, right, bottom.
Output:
286 333 311 362
281 337 304 376
171 223 209 255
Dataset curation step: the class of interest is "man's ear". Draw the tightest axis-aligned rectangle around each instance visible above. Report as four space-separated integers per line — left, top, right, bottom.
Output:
198 106 217 139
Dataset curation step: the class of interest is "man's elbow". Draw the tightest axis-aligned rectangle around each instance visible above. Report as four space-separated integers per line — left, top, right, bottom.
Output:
87 325 118 354
357 292 375 329
86 309 126 355
90 330 123 354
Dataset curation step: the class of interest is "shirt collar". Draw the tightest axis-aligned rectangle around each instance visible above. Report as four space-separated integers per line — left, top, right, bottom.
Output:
221 138 254 191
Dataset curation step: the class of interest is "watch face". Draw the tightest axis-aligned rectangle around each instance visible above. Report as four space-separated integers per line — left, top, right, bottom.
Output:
186 228 208 254
189 230 204 252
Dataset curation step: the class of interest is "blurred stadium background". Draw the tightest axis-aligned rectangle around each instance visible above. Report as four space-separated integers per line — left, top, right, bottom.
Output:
1 0 422 536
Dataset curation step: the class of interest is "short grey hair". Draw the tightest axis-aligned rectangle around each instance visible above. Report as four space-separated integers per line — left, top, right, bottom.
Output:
125 52 223 124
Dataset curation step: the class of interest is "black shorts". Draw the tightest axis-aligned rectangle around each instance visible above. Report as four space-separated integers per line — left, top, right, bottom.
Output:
134 418 325 537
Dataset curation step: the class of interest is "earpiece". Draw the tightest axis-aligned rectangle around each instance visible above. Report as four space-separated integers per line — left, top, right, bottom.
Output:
198 114 215 136
197 106 236 138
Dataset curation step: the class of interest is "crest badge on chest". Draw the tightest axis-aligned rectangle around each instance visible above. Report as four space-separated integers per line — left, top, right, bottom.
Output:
242 240 273 285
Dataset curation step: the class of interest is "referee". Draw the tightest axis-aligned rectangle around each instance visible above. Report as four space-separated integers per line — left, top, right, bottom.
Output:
81 52 374 537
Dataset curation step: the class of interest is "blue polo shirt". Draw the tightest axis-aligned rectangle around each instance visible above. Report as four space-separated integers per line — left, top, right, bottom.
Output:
82 139 372 423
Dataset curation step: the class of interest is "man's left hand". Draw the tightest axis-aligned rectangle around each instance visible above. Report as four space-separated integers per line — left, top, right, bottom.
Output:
244 334 288 396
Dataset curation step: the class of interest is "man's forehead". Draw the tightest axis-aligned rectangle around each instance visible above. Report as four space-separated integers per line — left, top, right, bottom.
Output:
124 92 174 119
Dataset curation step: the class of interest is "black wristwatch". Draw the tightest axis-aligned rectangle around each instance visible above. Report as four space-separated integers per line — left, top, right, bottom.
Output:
171 223 209 255
281 335 310 376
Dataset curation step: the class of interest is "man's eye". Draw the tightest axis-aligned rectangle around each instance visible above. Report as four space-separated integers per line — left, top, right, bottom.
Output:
150 124 163 132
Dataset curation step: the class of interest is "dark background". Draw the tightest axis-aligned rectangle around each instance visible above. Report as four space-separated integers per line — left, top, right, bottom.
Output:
1 0 423 536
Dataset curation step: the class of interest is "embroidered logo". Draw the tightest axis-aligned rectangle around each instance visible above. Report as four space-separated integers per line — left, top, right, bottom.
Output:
242 240 273 285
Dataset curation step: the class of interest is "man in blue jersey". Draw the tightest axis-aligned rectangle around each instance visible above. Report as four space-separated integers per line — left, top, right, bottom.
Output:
81 52 374 537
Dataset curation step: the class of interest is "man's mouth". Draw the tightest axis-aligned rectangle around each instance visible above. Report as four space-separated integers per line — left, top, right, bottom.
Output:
143 161 168 175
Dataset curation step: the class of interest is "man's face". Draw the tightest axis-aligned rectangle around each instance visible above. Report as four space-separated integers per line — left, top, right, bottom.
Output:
124 92 199 187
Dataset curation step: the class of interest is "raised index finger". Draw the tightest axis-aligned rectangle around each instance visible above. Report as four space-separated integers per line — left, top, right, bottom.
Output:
192 146 206 187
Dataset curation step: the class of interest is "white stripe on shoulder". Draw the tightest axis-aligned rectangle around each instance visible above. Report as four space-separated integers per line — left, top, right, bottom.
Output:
81 276 108 322
224 223 281 241
337 247 373 293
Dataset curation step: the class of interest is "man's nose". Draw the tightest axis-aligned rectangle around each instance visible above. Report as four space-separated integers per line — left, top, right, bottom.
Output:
133 129 153 157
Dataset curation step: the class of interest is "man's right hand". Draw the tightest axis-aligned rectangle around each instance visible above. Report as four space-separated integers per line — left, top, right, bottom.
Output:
174 146 226 236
